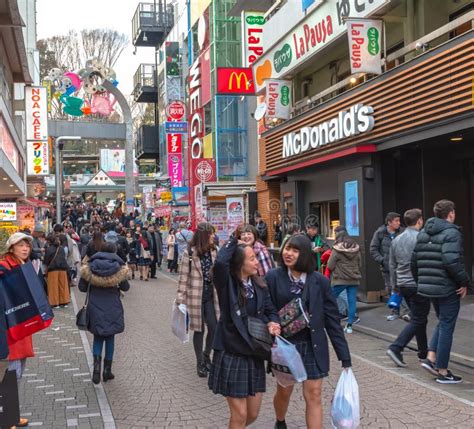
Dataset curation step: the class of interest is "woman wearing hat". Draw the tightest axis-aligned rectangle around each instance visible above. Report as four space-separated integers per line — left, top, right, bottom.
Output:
44 233 70 308
0 232 36 427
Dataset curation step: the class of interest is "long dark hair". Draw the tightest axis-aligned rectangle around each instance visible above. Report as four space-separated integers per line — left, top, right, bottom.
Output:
189 222 215 257
229 243 265 306
91 231 103 252
281 234 315 274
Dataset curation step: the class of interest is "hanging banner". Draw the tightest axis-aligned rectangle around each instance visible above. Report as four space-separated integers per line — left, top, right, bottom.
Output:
27 140 49 176
25 87 48 141
0 203 17 221
241 11 265 67
168 154 183 187
226 197 245 232
265 79 292 120
347 19 383 75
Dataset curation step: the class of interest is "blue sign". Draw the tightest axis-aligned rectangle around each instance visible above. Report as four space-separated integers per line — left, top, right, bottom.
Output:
302 0 315 11
344 180 359 236
165 121 188 134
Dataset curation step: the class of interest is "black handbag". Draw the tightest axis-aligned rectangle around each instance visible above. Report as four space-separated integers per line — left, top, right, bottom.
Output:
247 316 273 360
76 283 90 331
0 369 20 427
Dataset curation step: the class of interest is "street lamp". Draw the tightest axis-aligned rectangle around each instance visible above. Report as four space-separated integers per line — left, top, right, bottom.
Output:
55 136 81 224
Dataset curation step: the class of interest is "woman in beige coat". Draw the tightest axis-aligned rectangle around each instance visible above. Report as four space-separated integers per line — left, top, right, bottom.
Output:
176 222 220 377
167 229 178 273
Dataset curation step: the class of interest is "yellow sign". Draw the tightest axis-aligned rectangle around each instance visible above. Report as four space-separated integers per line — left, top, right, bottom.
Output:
161 191 172 202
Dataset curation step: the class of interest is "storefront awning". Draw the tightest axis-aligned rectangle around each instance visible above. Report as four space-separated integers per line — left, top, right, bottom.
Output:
202 182 256 197
24 198 51 208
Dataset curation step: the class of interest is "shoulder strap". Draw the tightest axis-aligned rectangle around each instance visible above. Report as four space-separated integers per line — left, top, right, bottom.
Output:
84 283 91 307
48 247 60 268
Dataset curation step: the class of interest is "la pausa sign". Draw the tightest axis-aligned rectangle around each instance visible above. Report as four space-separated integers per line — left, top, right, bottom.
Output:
282 104 374 158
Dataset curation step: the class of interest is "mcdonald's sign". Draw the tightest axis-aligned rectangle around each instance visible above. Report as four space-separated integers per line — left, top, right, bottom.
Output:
217 67 255 95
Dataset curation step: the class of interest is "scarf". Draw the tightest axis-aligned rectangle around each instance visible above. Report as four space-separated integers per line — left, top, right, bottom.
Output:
138 236 149 250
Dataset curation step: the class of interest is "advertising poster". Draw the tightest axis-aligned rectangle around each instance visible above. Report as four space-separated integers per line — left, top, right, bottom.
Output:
226 197 245 232
347 19 383 75
100 149 125 177
265 79 292 120
17 205 35 231
172 187 189 206
0 116 19 172
168 154 183 187
208 206 228 243
0 203 17 221
344 180 359 236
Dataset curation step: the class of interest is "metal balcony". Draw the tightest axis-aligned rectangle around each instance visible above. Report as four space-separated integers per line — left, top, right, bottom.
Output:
133 64 158 103
136 125 160 160
132 2 174 47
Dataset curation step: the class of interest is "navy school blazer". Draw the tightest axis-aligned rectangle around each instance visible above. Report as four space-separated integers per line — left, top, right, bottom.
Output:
212 237 279 357
266 267 351 373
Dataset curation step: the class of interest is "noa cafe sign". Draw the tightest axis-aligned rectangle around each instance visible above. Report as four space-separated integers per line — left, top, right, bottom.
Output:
282 104 374 158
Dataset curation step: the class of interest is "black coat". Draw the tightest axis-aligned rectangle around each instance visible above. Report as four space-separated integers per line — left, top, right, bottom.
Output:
44 244 68 271
412 217 470 298
212 237 279 357
79 252 130 336
370 225 403 273
266 267 351 373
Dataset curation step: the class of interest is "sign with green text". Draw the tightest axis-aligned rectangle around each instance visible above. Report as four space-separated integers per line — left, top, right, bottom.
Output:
347 19 383 75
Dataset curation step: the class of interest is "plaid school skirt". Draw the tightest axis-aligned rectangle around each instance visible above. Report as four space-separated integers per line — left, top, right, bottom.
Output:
208 350 266 398
293 339 328 380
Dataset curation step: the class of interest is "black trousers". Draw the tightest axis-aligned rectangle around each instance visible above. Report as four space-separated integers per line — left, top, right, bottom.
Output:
150 255 157 278
390 287 431 358
193 299 217 364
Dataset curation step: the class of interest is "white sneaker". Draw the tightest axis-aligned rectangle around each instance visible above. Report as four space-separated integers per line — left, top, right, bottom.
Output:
344 324 353 334
386 313 399 321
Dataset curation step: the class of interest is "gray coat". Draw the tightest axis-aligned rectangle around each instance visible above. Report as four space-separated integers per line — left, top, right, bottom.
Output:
370 225 403 273
389 227 419 288
327 243 361 286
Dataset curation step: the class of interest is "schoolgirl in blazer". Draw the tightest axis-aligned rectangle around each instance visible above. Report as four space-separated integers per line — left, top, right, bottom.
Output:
266 234 351 429
209 236 280 429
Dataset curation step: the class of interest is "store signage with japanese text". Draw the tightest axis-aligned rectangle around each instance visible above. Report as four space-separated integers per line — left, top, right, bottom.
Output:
166 101 186 120
192 158 216 184
0 115 20 172
27 140 49 175
252 0 387 92
167 133 182 154
266 79 292 120
282 104 375 158
165 121 188 134
0 203 17 221
217 68 255 95
347 19 383 75
25 87 48 141
154 206 172 218
241 11 265 67
168 154 183 187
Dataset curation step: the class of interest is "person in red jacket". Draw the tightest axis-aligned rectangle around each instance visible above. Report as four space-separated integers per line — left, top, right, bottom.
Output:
0 232 36 428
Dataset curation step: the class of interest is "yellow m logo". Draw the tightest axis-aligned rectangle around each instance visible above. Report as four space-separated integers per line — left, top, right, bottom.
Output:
229 72 250 90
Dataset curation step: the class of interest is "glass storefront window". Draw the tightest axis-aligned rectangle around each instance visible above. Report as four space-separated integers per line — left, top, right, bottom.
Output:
309 201 340 240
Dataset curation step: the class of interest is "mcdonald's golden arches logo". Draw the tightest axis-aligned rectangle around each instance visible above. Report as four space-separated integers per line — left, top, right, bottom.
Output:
217 67 256 95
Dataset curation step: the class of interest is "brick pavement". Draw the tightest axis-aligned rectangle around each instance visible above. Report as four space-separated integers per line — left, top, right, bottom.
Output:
19 271 474 428
86 271 474 428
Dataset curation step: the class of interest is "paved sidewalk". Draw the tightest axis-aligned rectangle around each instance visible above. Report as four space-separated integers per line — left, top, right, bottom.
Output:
18 302 110 428
353 296 474 366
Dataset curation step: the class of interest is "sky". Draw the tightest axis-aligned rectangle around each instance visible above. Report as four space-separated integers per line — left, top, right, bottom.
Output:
36 0 155 96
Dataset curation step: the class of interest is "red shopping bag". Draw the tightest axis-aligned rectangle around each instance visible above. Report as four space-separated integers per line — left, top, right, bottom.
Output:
1 261 54 345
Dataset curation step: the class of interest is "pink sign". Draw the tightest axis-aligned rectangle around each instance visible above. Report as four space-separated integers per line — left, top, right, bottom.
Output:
168 154 183 187
154 206 172 218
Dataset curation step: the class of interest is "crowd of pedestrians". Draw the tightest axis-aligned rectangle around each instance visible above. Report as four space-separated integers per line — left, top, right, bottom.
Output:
0 197 470 428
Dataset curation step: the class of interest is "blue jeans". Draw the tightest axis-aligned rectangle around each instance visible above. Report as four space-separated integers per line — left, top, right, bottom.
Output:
337 289 348 315
429 293 460 369
93 335 115 361
332 285 358 325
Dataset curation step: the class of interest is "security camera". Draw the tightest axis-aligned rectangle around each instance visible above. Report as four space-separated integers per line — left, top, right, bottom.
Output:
416 42 429 51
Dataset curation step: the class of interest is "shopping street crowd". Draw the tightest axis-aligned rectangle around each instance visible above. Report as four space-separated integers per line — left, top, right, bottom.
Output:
0 198 471 428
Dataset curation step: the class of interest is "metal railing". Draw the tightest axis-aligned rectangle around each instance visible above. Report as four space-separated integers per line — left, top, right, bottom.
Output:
133 64 156 94
292 10 473 117
132 2 174 39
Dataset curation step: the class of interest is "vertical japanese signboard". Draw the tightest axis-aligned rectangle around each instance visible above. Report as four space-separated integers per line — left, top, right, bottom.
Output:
347 19 383 75
25 86 49 176
265 79 292 120
241 11 265 67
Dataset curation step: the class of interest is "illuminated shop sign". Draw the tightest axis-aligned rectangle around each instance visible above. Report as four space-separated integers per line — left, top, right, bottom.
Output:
217 68 255 95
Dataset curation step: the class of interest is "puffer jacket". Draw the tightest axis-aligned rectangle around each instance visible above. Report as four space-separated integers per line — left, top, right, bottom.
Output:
79 252 130 336
412 217 470 298
370 225 403 273
327 242 362 286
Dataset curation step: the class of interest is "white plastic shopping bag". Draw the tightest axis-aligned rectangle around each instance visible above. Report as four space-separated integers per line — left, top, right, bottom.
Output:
331 368 360 429
271 335 307 387
171 300 189 343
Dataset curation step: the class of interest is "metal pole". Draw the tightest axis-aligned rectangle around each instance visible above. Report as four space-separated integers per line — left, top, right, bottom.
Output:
55 136 81 225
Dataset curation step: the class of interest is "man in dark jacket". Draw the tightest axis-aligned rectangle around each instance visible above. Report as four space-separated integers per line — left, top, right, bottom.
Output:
370 212 407 320
254 212 268 243
412 200 470 384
